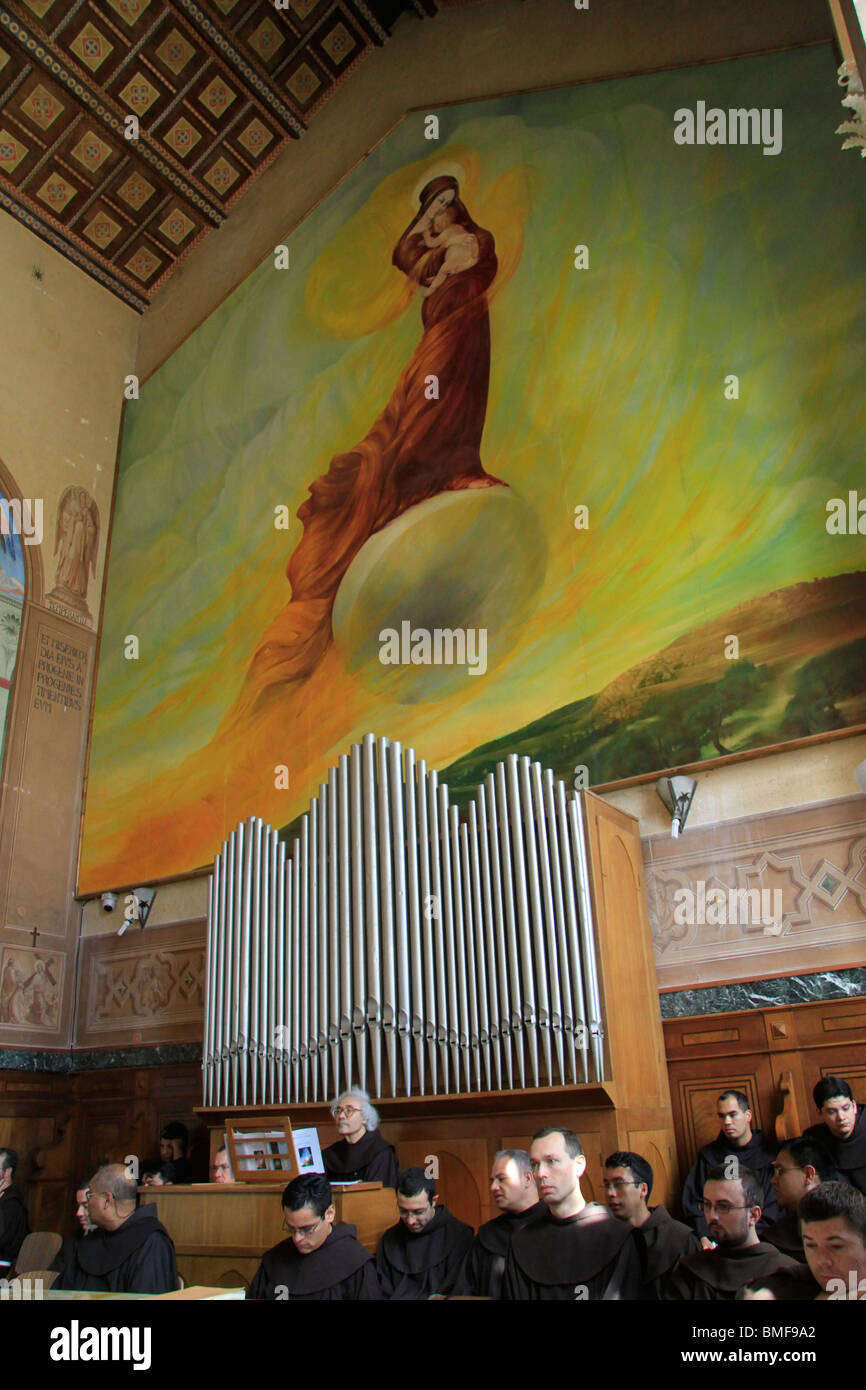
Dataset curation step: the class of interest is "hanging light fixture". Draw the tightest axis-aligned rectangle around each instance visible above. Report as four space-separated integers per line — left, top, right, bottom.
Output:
656 776 697 838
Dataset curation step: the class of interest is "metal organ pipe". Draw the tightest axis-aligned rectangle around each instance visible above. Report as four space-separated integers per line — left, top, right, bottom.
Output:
203 739 606 1104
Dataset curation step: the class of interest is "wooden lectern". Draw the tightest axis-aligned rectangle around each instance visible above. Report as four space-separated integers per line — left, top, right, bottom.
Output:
139 1181 397 1290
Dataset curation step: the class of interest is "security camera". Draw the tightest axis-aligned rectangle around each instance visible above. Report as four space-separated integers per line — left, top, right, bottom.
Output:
101 892 117 912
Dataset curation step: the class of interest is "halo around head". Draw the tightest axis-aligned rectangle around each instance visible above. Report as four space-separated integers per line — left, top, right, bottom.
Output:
410 160 469 210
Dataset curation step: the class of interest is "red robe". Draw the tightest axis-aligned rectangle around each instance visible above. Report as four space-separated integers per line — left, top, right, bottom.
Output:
231 220 501 720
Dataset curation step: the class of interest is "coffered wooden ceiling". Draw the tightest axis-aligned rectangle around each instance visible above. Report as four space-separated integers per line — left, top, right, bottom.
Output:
0 0 435 310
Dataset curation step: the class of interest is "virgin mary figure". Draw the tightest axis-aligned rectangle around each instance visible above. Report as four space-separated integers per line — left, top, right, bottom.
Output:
228 174 505 724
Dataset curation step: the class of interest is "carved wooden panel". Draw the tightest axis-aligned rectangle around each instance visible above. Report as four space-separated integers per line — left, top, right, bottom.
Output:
0 1073 77 1231
627 1128 677 1211
76 919 205 1045
665 1007 769 1060
664 996 866 1189
646 794 866 989
0 944 63 1029
0 1113 55 1178
682 1028 739 1046
674 1072 770 1164
88 947 204 1028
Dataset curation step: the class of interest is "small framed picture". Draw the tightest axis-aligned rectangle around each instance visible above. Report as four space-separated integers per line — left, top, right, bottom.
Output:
292 1127 324 1173
225 1118 299 1184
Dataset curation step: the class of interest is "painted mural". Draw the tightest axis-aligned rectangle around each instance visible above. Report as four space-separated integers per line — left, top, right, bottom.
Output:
80 46 866 890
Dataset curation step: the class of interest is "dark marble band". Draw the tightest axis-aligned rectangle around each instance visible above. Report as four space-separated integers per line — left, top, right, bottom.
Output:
660 967 866 1019
0 1042 203 1073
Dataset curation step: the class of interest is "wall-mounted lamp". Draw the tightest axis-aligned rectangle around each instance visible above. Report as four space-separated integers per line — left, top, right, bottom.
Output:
117 886 157 936
855 759 866 793
656 776 697 838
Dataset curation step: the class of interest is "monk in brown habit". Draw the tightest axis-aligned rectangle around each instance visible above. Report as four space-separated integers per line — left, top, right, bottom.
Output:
503 1127 641 1300
453 1149 546 1298
375 1167 474 1299
50 1164 177 1294
764 1135 837 1259
322 1090 398 1187
665 1164 801 1300
681 1089 779 1238
247 1174 381 1300
0 1148 29 1267
803 1075 866 1197
739 1180 866 1301
603 1149 701 1299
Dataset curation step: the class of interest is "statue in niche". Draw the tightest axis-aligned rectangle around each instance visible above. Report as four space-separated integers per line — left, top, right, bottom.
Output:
228 175 505 722
46 486 100 623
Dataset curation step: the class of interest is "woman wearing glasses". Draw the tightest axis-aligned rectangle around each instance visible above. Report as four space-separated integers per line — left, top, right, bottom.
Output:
322 1090 398 1188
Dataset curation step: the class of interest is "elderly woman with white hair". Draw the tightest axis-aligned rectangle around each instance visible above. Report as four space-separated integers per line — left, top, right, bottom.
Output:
322 1089 398 1188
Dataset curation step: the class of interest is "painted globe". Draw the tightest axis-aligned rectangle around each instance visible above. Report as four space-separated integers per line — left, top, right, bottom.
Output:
332 486 546 703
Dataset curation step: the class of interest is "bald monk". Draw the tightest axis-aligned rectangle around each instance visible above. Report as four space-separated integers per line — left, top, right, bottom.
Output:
503 1127 641 1300
376 1167 474 1300
665 1165 801 1300
247 1174 381 1300
453 1149 545 1298
50 1163 177 1294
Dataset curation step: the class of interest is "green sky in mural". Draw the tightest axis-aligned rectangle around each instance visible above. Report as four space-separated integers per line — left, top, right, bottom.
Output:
81 45 866 884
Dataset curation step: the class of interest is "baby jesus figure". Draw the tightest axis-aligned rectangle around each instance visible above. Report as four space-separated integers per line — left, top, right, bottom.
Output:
417 188 481 296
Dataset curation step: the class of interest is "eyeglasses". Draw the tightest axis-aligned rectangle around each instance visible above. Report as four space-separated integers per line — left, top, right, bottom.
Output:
334 1106 360 1118
771 1164 803 1178
699 1199 750 1214
283 1215 322 1238
602 1180 640 1192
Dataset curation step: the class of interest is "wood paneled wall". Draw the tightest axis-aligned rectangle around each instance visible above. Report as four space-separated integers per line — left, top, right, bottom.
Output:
664 994 866 1192
0 1062 206 1237
204 1082 681 1234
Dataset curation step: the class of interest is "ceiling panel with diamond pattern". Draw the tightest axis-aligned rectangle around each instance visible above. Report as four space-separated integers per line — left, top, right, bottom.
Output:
0 0 435 310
